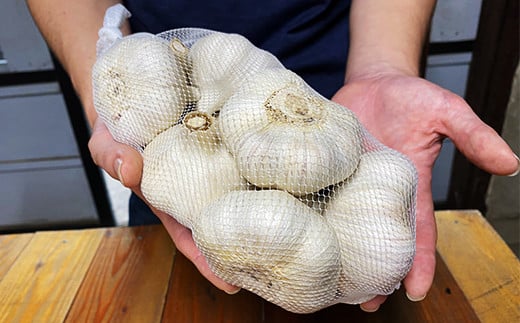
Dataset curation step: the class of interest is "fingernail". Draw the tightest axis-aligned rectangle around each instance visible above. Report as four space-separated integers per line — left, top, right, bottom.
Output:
360 304 379 313
114 158 125 185
507 154 520 177
225 287 241 295
406 292 426 302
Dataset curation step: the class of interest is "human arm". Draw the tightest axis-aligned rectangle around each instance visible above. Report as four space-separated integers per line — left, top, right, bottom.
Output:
26 0 240 294
334 0 519 312
27 0 128 125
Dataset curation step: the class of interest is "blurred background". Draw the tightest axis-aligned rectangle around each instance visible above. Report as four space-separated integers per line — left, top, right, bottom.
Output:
0 0 518 255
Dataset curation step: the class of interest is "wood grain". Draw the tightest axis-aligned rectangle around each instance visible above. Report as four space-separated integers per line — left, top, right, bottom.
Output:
0 210 515 322
0 228 105 323
263 252 479 322
64 225 175 323
436 210 520 323
162 252 263 323
0 232 33 279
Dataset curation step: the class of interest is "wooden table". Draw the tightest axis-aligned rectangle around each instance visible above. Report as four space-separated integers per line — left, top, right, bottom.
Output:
0 210 518 322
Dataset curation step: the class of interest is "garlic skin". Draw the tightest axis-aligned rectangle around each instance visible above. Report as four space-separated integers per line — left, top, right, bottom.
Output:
324 149 417 303
192 190 342 314
189 32 283 115
141 111 246 228
93 33 196 151
219 69 363 195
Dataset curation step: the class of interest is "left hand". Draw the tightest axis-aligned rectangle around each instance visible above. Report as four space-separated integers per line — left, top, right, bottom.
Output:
332 71 519 311
88 119 241 295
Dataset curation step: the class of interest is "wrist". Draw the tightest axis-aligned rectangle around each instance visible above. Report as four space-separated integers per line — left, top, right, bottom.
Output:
68 69 98 127
346 0 434 84
345 59 419 84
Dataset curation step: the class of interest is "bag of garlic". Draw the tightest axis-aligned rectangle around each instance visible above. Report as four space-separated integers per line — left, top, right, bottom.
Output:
92 4 418 314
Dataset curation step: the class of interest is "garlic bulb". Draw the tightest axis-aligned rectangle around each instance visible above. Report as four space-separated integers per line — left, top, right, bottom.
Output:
169 38 199 100
219 69 363 195
189 32 283 115
92 33 197 151
324 148 417 302
192 189 342 314
141 111 246 228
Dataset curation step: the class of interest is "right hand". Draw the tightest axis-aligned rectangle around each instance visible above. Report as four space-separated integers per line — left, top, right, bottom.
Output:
88 118 241 294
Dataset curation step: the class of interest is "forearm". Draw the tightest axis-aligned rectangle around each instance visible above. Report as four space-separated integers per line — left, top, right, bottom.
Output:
26 0 129 125
346 0 436 81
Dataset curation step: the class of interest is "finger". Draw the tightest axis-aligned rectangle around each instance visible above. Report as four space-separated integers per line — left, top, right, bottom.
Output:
441 96 519 176
403 170 436 301
360 295 387 312
88 118 143 188
155 210 241 294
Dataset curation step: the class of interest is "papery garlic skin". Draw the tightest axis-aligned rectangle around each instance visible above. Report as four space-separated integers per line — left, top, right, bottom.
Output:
189 32 283 115
219 69 363 195
141 111 246 228
324 149 417 303
192 189 342 314
93 33 195 151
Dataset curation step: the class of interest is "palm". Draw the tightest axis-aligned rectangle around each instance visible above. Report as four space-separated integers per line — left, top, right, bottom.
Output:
332 73 518 307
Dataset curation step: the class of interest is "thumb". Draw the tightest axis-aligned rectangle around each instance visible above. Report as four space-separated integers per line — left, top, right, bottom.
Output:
88 118 144 188
442 98 519 176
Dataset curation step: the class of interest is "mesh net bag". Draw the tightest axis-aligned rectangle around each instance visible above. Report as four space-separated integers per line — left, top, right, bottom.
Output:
92 4 418 314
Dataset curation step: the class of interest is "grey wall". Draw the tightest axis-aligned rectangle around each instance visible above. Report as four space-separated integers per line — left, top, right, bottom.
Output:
0 1 100 230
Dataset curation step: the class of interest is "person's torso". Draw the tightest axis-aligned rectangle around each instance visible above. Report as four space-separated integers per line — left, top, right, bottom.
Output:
123 0 351 98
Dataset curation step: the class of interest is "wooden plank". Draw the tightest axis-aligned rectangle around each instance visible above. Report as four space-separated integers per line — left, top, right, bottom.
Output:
162 252 263 323
0 228 106 322
65 225 175 323
436 210 520 322
263 253 478 322
0 232 33 279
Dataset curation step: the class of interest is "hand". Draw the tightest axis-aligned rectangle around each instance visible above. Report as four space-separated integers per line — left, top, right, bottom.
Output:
332 71 519 311
88 118 241 294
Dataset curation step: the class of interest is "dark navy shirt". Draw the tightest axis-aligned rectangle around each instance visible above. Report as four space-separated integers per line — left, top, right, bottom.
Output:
124 0 351 99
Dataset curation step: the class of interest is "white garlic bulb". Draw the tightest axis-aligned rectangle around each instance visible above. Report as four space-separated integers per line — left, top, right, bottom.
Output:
189 32 283 115
219 69 363 195
324 148 417 302
192 189 342 314
92 33 196 151
141 111 246 228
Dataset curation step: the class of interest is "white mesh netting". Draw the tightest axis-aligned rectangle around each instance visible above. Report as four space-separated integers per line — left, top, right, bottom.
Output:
92 4 418 314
